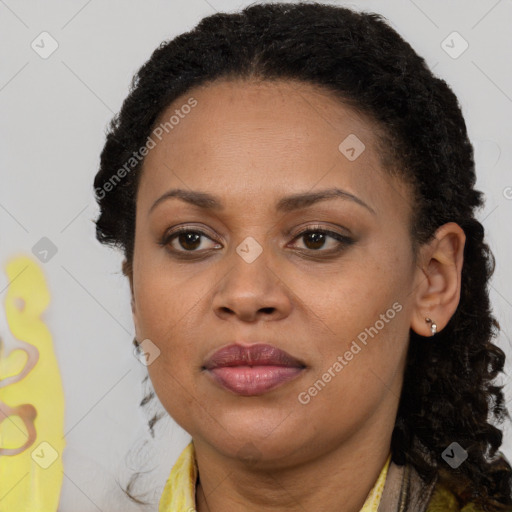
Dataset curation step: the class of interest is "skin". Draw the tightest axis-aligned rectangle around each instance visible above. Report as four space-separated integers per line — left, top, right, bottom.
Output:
125 78 465 512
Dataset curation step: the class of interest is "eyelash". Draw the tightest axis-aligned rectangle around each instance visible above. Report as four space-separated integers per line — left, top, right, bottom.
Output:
158 225 354 258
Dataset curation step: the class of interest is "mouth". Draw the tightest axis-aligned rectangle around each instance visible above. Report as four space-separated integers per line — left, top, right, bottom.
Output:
202 343 306 396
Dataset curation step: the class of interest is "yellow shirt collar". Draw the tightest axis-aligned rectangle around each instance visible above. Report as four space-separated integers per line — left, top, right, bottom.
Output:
159 441 392 511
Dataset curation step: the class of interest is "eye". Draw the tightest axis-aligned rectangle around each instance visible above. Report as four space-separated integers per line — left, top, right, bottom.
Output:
158 224 354 258
159 227 221 254
289 226 353 253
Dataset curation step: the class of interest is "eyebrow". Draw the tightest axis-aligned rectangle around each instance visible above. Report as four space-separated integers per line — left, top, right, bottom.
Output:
148 187 376 216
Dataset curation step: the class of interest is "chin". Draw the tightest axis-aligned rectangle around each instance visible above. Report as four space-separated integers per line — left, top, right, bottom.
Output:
196 416 310 462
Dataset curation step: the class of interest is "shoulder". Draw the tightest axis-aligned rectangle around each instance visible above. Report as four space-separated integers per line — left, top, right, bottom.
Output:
425 480 460 512
426 481 490 512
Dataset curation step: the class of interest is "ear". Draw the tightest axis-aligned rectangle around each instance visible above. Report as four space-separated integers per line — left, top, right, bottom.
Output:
411 222 466 337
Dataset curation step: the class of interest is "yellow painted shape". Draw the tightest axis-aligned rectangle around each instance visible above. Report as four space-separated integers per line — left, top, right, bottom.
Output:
0 415 29 449
0 348 27 381
0 255 66 511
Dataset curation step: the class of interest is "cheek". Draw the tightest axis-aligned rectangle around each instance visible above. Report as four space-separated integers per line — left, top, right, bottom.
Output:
133 257 209 340
292 246 409 333
293 298 408 443
132 265 206 399
292 243 412 385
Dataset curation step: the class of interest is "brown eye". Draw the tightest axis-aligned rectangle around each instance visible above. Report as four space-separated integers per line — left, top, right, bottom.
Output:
160 228 221 253
290 227 353 253
176 232 202 251
302 231 328 250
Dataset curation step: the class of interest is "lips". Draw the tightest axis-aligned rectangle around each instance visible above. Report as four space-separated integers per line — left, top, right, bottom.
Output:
203 343 306 396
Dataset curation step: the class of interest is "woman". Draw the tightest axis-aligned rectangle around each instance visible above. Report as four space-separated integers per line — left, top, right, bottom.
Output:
93 2 512 511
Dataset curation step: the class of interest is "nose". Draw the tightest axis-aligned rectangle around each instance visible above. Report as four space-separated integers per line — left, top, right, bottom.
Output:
212 248 293 323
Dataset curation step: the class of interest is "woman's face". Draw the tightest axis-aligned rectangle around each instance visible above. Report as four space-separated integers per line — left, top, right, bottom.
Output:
130 79 423 466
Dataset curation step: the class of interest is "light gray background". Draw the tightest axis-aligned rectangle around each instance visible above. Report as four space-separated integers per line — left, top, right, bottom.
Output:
1 1 511 510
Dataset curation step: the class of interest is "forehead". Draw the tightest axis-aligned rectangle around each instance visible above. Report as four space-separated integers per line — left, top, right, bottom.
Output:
148 78 378 163
138 78 411 220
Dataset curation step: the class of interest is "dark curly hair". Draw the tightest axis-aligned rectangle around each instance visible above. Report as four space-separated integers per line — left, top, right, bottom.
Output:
93 2 512 509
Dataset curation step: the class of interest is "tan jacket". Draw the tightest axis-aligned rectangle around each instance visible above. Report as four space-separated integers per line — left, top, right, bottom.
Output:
380 459 507 512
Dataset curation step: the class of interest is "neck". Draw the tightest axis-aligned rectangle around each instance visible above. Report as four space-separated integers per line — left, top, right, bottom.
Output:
193 419 394 512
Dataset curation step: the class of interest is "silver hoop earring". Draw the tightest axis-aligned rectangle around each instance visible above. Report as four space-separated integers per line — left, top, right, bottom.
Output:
425 318 437 336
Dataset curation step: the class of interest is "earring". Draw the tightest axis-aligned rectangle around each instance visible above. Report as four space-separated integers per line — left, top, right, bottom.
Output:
425 318 437 336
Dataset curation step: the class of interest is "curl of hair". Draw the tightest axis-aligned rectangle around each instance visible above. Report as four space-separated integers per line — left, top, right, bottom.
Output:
93 2 512 509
